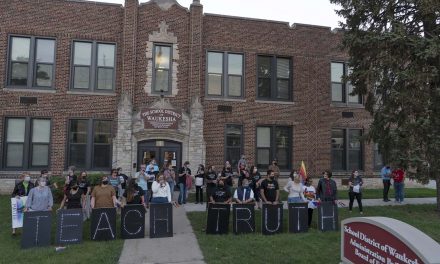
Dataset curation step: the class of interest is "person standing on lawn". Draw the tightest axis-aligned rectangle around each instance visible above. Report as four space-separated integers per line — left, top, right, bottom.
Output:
123 178 146 206
78 171 92 219
205 165 218 206
59 180 84 210
348 170 363 214
91 176 120 209
210 179 232 204
260 170 280 205
381 165 392 202
233 178 254 204
392 167 405 203
221 161 234 194
268 159 281 180
302 177 317 228
11 172 35 235
25 177 53 212
250 166 263 208
316 170 338 203
195 164 205 204
284 170 304 203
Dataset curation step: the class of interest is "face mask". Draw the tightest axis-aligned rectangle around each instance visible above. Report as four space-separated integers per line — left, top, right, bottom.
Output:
24 176 31 182
39 181 47 187
102 180 109 185
72 186 79 190
354 172 359 177
269 176 275 180
243 183 249 188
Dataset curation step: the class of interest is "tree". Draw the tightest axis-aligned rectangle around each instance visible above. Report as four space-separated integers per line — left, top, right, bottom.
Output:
330 0 440 211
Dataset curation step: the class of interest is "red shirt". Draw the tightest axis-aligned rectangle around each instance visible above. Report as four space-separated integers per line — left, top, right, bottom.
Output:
392 169 405 183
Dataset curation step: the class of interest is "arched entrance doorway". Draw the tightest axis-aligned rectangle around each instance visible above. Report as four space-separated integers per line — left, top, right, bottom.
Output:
137 140 182 170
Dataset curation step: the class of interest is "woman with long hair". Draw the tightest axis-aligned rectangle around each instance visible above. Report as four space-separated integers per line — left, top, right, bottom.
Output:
123 178 146 206
348 170 363 214
78 171 92 219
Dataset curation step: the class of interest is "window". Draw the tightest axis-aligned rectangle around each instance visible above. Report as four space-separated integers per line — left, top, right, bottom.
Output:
373 143 384 170
207 51 244 98
72 41 115 91
153 44 172 94
331 129 363 171
331 62 362 104
257 56 291 101
256 126 292 170
3 118 51 169
67 119 112 170
7 36 55 88
225 125 243 167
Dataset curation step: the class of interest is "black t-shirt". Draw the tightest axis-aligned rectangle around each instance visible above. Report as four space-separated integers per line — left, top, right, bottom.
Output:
260 179 279 202
66 189 83 209
206 171 217 188
222 168 234 186
123 185 145 205
212 186 231 203
178 166 191 185
78 179 90 195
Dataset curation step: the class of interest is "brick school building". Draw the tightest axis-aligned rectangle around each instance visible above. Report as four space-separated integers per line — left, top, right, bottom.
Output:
0 0 383 191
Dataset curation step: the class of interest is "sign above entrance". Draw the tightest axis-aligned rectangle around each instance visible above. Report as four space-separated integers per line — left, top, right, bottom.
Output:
141 108 182 129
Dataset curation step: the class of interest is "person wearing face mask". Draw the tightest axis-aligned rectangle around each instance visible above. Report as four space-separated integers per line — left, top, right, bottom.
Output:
78 171 92 219
233 178 254 204
302 178 317 228
205 165 218 206
210 179 232 204
221 161 234 194
284 170 304 203
11 173 35 235
348 170 363 214
91 176 119 209
135 164 150 206
178 161 191 205
163 162 176 200
316 170 338 203
59 180 84 210
249 166 262 208
195 164 205 204
260 170 280 205
37 169 58 189
151 174 172 204
268 159 281 180
25 177 53 212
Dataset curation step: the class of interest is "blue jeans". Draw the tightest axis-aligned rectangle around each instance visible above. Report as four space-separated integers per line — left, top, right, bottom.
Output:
168 181 175 201
178 183 187 204
151 197 168 204
394 182 404 202
288 197 303 203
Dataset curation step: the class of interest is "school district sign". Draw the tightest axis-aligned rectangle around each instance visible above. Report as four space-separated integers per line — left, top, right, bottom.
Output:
141 108 182 129
341 217 440 264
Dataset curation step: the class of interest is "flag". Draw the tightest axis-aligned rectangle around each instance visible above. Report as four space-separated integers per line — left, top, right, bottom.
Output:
299 161 307 182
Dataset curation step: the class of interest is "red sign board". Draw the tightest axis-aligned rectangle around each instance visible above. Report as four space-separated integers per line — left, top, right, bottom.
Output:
342 221 422 264
141 108 182 129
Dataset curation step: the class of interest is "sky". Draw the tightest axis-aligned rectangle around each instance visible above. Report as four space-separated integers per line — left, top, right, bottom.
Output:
86 0 343 29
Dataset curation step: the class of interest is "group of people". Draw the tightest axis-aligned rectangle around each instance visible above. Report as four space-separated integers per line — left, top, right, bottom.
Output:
381 165 406 203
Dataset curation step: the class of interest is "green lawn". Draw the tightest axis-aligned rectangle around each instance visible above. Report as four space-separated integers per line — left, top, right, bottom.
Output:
185 187 436 202
0 196 123 264
187 205 440 264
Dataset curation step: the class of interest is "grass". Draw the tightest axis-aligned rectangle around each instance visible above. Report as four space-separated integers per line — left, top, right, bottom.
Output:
187 205 440 264
184 187 436 203
0 196 123 264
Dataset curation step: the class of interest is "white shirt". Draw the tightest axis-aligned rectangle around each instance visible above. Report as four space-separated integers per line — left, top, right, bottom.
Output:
284 179 304 200
151 181 172 202
233 188 254 201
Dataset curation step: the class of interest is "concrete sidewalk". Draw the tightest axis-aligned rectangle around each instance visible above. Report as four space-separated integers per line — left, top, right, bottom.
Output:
118 205 205 264
182 197 437 212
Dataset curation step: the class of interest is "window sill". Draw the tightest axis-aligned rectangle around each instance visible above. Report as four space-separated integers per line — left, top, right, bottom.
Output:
255 100 295 105
331 103 364 108
3 88 56 94
67 91 116 96
205 97 246 102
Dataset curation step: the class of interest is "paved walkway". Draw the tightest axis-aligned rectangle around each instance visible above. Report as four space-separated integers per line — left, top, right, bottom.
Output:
118 205 205 264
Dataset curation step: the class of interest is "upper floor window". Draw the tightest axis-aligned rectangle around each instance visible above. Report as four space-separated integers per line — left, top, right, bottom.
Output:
7 36 56 89
72 41 115 91
331 128 363 171
331 62 362 104
153 44 172 94
3 118 51 169
207 51 244 98
257 56 292 101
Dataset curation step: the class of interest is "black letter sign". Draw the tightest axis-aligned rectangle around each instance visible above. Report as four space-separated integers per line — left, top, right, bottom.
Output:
206 203 230 234
288 202 308 233
122 204 146 239
21 211 52 249
149 203 173 238
232 204 255 234
318 201 338 232
91 208 117 241
56 209 83 245
261 203 283 235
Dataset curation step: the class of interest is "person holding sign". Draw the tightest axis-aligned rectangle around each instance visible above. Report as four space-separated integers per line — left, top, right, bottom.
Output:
233 178 254 204
260 170 280 204
59 180 84 210
284 170 304 203
302 178 317 228
316 170 338 203
11 173 34 235
25 177 53 211
348 170 364 214
210 179 232 204
151 174 172 203
178 161 191 205
91 176 120 209
195 164 205 204
123 178 146 206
